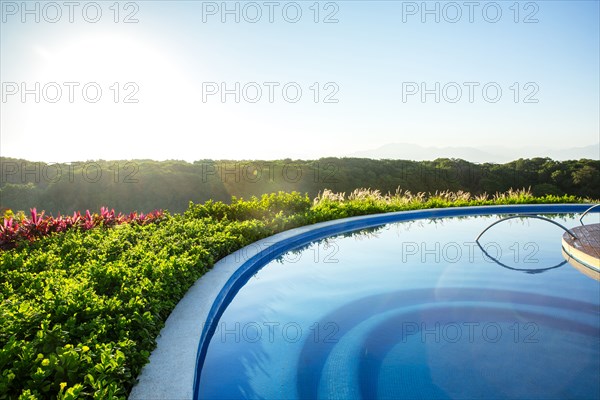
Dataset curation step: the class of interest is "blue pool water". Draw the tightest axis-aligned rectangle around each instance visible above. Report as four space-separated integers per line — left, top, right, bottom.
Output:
197 214 600 399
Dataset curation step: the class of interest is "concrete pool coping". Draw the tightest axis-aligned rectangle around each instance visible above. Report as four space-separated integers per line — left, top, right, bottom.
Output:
128 204 594 400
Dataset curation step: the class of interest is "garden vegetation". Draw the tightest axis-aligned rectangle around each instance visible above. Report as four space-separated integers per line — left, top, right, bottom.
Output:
0 189 594 399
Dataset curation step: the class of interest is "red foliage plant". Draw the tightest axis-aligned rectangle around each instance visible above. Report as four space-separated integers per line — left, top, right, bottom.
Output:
0 207 164 250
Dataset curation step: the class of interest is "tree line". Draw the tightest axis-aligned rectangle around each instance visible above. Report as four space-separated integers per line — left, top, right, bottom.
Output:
1 157 598 214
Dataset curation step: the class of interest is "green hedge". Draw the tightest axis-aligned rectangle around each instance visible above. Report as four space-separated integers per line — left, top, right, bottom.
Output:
0 190 590 399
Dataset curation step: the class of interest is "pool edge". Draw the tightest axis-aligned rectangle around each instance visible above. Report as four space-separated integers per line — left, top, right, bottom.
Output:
128 204 593 400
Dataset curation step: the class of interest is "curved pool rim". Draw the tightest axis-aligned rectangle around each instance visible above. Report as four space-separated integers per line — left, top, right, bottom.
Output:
190 203 596 398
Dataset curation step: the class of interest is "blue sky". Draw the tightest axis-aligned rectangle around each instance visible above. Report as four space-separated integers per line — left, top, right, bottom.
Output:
1 1 598 162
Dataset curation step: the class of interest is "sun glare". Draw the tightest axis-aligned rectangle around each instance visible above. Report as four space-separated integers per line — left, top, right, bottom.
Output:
21 33 215 161
34 33 162 80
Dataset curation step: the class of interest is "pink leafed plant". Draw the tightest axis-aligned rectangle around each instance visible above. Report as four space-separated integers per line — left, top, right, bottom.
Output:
0 207 164 250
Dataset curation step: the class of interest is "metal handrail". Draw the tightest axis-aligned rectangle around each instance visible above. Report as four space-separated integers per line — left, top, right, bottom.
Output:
476 241 567 274
579 204 600 225
476 214 578 241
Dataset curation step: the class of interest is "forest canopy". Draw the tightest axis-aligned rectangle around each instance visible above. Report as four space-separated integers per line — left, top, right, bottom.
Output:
1 157 598 214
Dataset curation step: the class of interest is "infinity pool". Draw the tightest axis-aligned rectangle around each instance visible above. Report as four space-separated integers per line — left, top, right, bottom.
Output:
196 213 600 399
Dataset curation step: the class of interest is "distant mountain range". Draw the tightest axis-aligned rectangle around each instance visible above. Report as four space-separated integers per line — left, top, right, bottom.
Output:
350 143 599 163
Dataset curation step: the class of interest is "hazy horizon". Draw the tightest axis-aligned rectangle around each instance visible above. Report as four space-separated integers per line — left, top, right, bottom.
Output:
1 139 599 165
